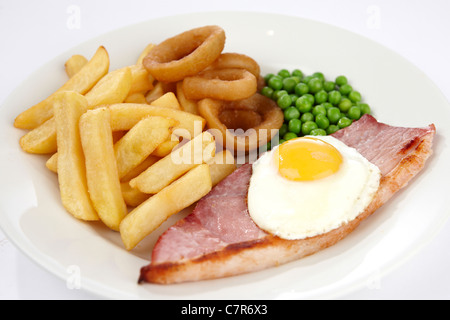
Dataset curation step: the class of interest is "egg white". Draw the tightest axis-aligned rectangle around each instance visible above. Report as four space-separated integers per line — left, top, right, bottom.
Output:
247 136 381 240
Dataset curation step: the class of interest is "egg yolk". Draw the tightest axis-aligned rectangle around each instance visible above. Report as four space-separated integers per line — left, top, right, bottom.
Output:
275 137 343 181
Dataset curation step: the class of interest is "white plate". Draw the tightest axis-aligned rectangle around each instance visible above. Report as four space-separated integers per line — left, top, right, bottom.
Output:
1 11 449 300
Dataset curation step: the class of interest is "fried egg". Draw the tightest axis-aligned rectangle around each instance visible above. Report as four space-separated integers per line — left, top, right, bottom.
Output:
247 136 381 240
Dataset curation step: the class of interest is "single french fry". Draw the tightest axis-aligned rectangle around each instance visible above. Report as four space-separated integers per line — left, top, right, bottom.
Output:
79 108 127 231
46 153 58 173
125 92 147 104
120 155 160 182
14 46 110 130
85 67 132 107
150 92 181 110
176 82 199 115
151 138 179 158
109 103 206 139
145 82 164 103
130 131 215 194
53 91 98 221
120 164 212 250
129 64 154 95
114 116 178 179
121 182 151 208
136 43 156 65
19 117 57 154
65 54 88 78
20 67 133 155
207 149 237 186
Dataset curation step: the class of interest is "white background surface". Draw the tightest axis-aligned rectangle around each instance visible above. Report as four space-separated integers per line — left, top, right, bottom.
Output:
0 0 449 300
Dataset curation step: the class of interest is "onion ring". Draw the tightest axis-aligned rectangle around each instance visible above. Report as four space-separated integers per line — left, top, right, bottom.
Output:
207 53 261 78
143 25 226 82
198 93 284 152
182 68 257 101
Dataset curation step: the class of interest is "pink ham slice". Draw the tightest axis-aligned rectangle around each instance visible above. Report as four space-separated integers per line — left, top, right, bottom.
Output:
140 115 436 284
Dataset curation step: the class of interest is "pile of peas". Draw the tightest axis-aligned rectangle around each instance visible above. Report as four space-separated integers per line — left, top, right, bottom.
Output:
261 69 371 145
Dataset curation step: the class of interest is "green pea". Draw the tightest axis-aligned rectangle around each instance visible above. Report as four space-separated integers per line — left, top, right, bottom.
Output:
310 128 327 136
312 105 327 117
303 94 315 105
291 76 302 84
261 86 274 98
266 142 272 151
284 132 298 141
323 81 336 92
302 75 314 84
314 90 328 104
268 76 284 91
339 84 353 96
327 107 341 124
288 119 302 134
338 117 353 129
278 69 291 78
328 90 342 105
277 94 293 110
289 94 299 105
315 114 330 130
348 90 362 103
348 106 361 120
308 78 323 94
326 125 340 135
335 75 348 87
321 102 333 110
279 139 286 145
264 73 275 84
272 89 288 101
284 107 300 121
339 98 353 113
283 77 298 93
295 83 309 96
279 124 288 137
302 121 318 136
358 103 371 115
313 72 325 82
301 112 314 123
295 96 313 113
292 69 304 79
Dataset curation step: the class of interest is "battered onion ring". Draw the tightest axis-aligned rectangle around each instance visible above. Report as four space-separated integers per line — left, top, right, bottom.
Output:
198 93 284 152
182 68 257 101
143 25 226 82
207 53 261 78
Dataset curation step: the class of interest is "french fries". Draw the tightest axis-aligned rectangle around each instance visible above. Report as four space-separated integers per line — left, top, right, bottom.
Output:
80 108 128 231
129 64 154 95
14 46 110 130
176 82 199 115
19 66 133 154
150 92 181 110
14 43 240 252
120 164 212 250
152 138 179 157
130 131 215 194
65 54 88 78
19 117 57 154
121 182 151 208
136 43 156 65
207 150 237 187
53 91 98 221
109 103 206 139
114 116 178 179
125 92 147 104
84 67 132 107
